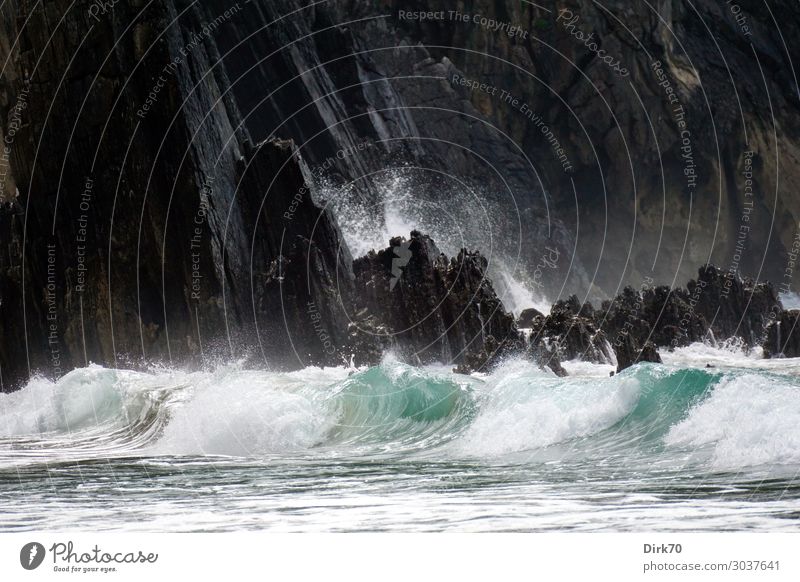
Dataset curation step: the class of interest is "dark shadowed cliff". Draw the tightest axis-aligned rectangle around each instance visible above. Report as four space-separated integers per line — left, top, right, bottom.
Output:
0 0 799 388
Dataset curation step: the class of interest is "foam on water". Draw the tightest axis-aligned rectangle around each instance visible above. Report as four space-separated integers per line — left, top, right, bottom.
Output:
1 347 799 473
151 367 343 456
665 372 800 470
0 366 163 437
452 360 641 456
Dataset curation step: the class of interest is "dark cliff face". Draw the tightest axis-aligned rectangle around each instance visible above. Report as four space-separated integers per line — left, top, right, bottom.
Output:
0 0 355 388
0 0 530 389
187 0 800 299
0 1 798 388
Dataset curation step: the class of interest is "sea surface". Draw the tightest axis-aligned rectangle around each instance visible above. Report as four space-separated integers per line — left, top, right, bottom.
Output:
1 344 800 532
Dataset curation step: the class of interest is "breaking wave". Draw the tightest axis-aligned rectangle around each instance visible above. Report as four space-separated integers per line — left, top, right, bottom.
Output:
2 348 799 473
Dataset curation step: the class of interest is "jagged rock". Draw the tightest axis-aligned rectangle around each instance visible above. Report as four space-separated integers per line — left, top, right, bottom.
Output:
690 265 782 346
526 339 568 377
598 266 781 352
1 0 797 390
614 335 662 373
517 308 544 329
454 335 520 374
763 311 800 358
599 285 709 350
210 0 800 297
0 0 357 389
530 296 613 364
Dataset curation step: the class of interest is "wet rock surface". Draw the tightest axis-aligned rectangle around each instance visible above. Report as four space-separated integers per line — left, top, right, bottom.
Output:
349 231 523 370
763 311 800 359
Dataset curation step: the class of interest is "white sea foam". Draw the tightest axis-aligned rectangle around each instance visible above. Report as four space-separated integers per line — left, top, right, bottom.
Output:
665 373 800 469
453 360 640 456
0 366 147 437
151 368 338 456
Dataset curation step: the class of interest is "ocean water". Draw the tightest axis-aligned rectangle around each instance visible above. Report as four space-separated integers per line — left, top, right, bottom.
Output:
1 347 799 532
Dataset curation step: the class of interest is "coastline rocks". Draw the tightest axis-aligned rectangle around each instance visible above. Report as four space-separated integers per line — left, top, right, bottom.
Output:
689 265 782 346
599 285 709 350
529 296 614 365
349 231 523 370
763 311 800 358
525 339 568 377
614 334 662 373
517 308 545 329
596 266 783 370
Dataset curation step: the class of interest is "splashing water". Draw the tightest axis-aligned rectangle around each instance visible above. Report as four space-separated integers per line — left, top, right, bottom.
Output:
2 346 800 532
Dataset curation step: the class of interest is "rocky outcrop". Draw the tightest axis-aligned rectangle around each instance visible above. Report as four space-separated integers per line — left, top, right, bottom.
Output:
689 265 782 347
614 335 662 373
1 0 798 388
595 265 785 370
529 296 614 365
517 308 544 329
763 311 800 358
349 231 523 369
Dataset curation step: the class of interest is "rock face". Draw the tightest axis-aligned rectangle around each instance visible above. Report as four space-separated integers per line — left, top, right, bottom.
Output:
597 265 784 371
517 308 544 329
1 0 798 388
614 335 662 374
763 311 800 358
0 0 356 389
201 0 800 298
529 296 614 365
349 231 523 369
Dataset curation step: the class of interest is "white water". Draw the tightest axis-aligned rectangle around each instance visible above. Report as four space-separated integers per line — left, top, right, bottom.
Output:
453 360 640 456
666 373 800 470
3 347 800 532
317 170 552 316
